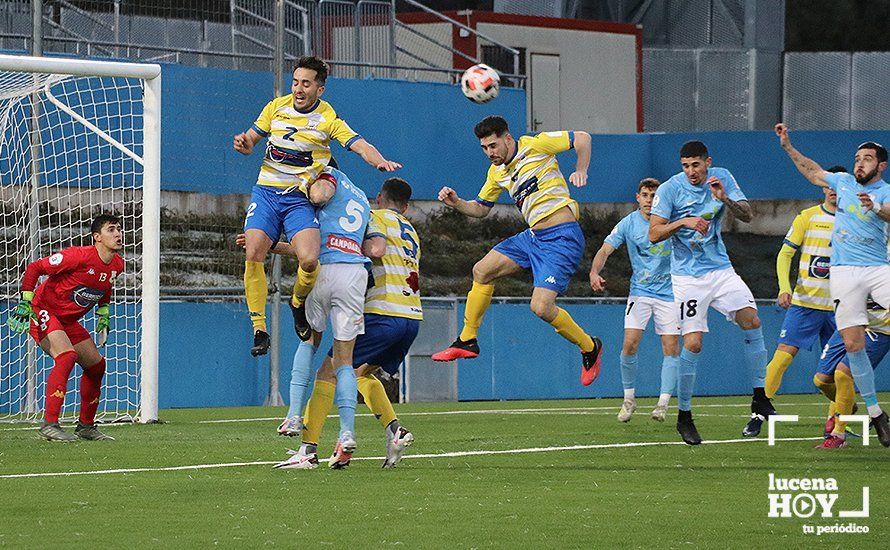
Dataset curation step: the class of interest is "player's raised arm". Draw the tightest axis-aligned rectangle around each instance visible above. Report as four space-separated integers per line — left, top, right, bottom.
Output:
569 131 591 188
438 186 492 218
349 138 402 172
233 128 263 155
589 242 616 292
775 123 829 188
858 192 890 222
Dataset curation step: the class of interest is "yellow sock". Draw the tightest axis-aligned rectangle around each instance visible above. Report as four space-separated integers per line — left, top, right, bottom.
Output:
459 281 494 341
550 307 595 353
357 375 397 428
813 374 837 401
834 370 856 436
302 380 335 445
244 260 268 331
764 350 794 398
827 401 837 419
292 265 319 307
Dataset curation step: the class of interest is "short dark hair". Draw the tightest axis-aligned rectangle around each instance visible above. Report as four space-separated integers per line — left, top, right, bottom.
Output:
474 116 509 139
680 140 709 159
827 165 847 173
857 141 888 164
638 177 660 192
381 177 412 207
91 214 120 236
294 56 328 85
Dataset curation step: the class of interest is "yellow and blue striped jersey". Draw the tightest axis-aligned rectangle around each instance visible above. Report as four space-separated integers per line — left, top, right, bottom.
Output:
781 204 834 311
251 96 360 193
475 131 578 227
364 209 423 321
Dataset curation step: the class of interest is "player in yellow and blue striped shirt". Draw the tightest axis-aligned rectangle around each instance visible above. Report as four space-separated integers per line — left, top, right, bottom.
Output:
764 167 842 399
431 116 603 386
233 56 400 356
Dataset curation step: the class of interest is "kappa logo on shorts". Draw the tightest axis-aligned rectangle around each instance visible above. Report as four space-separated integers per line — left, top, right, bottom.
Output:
545 276 557 284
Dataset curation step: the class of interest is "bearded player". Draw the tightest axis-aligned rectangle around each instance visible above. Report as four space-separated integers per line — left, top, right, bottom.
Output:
6 214 124 441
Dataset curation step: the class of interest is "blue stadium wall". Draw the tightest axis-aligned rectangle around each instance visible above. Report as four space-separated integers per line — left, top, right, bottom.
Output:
156 301 890 408
160 63 890 202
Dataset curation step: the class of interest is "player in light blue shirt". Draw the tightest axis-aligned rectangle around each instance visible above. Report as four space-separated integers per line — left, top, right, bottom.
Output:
776 124 890 446
590 178 679 423
277 167 372 468
649 140 773 445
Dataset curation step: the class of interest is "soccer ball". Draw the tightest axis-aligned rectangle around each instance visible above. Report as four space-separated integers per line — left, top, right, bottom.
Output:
460 64 500 104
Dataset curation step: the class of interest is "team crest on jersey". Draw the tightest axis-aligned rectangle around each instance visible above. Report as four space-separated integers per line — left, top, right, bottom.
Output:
88 268 95 275
49 253 63 266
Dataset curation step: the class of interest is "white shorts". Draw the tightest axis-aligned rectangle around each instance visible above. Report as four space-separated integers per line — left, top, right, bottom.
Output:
671 267 756 335
305 263 369 341
624 296 680 335
830 265 890 330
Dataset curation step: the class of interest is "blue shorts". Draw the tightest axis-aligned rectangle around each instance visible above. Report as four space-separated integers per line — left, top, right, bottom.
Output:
817 330 890 376
778 305 836 351
493 221 585 294
244 184 319 242
327 314 420 375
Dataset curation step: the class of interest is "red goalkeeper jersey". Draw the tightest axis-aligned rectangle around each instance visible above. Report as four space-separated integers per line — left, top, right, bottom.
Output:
23 245 124 322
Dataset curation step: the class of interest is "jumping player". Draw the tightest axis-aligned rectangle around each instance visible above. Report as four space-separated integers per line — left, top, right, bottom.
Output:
431 116 603 385
234 56 400 356
6 214 124 441
590 178 679 422
649 140 775 445
776 124 890 446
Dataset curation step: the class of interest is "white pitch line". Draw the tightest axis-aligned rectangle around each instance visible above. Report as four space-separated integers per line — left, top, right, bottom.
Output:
196 401 833 424
0 436 824 480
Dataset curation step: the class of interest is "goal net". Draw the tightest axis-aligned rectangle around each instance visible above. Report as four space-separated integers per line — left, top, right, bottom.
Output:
0 55 160 423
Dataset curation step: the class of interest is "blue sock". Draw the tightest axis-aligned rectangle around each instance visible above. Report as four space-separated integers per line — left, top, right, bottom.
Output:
286 341 316 418
334 365 357 438
847 349 878 408
743 327 767 389
678 347 700 411
660 355 679 397
620 353 637 391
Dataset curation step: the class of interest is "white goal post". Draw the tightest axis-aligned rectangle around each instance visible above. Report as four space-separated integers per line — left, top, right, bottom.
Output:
0 54 160 423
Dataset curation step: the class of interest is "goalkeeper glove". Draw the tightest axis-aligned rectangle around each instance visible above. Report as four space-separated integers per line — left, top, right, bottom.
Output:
7 291 36 334
96 305 110 346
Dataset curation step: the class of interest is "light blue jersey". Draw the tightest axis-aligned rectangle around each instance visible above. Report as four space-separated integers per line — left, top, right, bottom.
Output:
604 210 673 300
824 172 890 267
651 166 746 277
318 168 371 265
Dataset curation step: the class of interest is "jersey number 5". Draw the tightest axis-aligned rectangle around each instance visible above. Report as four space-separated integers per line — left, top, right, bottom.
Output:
339 199 366 232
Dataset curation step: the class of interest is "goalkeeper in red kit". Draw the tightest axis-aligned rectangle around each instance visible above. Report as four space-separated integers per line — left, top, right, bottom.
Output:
6 214 124 441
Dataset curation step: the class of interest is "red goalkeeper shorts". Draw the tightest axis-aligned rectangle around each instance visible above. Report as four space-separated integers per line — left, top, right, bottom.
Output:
29 305 91 347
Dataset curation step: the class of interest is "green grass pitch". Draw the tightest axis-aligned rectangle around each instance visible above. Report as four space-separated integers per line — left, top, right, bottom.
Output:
1 394 887 548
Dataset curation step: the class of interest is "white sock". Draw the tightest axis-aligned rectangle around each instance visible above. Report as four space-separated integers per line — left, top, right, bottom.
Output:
657 393 671 407
624 388 635 400
867 404 884 417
